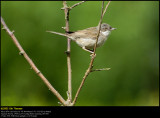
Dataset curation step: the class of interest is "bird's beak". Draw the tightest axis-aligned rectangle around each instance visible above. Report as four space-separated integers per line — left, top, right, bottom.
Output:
111 28 117 30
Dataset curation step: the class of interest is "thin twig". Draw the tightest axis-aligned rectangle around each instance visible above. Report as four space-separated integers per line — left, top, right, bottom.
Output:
1 16 66 105
62 1 87 106
91 68 111 72
102 1 111 19
93 2 105 55
61 1 85 10
69 1 86 10
72 1 111 105
98 1 111 26
62 1 72 104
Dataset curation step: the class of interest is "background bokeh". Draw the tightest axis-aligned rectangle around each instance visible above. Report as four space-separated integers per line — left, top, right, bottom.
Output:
1 1 159 106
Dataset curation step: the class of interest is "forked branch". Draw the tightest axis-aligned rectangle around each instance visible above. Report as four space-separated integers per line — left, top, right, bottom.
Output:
62 1 86 106
61 1 86 10
62 1 72 104
72 1 111 105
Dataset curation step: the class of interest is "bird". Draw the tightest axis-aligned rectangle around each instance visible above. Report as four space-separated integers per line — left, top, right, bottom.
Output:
47 23 116 54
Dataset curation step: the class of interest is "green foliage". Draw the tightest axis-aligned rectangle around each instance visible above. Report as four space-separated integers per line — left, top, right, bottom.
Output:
1 1 159 106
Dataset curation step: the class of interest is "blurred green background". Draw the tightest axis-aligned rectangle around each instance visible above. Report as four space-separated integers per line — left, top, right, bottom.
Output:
1 1 159 106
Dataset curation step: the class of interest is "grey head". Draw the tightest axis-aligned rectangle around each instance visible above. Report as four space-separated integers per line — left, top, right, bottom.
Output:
98 23 116 32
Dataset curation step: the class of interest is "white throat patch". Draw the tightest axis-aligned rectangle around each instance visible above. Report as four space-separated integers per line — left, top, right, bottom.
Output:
101 30 111 36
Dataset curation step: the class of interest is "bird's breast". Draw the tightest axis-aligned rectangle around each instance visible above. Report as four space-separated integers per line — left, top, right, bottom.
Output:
75 36 108 49
75 38 96 48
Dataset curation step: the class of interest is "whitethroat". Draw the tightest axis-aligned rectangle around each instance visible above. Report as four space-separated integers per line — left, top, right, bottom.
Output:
47 23 116 54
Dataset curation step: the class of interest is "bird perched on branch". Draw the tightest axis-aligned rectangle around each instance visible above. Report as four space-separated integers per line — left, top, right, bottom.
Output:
47 23 116 54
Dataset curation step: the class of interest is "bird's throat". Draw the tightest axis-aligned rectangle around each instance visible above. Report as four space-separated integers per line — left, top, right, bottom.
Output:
101 30 111 36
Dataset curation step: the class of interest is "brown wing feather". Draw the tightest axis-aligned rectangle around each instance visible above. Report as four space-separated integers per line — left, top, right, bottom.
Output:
71 27 98 39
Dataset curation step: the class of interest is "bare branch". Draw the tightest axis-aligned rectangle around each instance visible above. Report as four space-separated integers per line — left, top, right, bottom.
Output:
61 1 86 10
91 68 111 72
62 1 72 104
102 1 111 19
72 1 110 105
93 1 105 55
1 16 66 105
98 1 111 26
69 1 86 10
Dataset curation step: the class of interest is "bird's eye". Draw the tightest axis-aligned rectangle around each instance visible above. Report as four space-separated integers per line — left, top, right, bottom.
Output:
110 27 112 29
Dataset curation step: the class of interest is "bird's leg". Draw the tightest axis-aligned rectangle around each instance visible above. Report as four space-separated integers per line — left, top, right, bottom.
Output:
82 47 96 58
82 47 94 54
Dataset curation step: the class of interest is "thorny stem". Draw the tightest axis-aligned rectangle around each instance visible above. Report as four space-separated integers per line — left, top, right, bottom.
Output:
63 1 72 103
72 1 111 105
62 1 86 106
1 16 66 105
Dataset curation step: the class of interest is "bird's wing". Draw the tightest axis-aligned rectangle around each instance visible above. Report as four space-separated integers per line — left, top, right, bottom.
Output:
71 27 98 39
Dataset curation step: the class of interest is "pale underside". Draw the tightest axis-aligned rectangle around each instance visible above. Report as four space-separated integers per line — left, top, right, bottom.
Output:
68 27 111 49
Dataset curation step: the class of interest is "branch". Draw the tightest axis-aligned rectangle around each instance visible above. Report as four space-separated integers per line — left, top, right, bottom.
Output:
62 1 87 106
62 1 72 105
98 1 111 27
69 1 86 10
1 16 66 105
91 68 111 72
61 1 86 10
102 1 111 19
72 1 111 105
72 1 104 105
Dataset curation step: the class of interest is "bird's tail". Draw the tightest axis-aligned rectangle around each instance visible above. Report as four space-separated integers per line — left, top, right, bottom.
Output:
46 31 70 39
